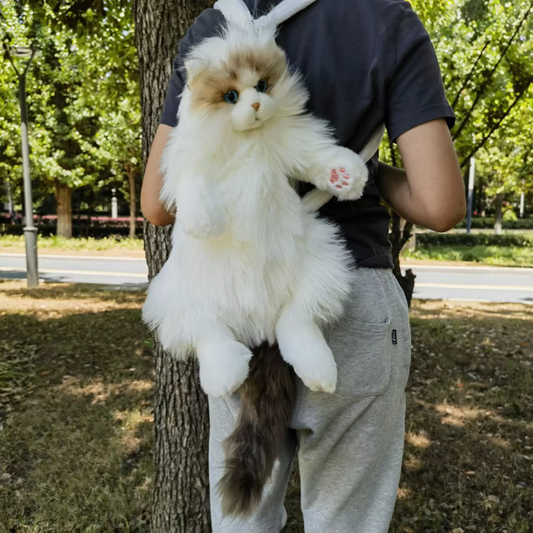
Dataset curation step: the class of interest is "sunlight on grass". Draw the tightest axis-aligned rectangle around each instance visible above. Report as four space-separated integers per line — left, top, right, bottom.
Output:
1 281 532 532
0 235 144 255
0 281 152 533
405 244 533 267
405 431 431 449
56 378 153 405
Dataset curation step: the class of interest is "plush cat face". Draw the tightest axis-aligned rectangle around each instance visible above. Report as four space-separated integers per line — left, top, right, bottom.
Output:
184 24 307 131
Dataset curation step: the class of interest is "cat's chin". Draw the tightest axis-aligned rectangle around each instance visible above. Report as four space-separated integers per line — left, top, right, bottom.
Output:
233 116 272 132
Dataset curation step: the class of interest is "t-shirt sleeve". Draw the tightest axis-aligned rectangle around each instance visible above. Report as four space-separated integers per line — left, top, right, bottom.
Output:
385 4 455 142
159 8 225 127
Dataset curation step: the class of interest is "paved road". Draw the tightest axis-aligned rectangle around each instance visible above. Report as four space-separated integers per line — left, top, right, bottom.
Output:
1 253 533 304
0 253 148 288
400 264 533 304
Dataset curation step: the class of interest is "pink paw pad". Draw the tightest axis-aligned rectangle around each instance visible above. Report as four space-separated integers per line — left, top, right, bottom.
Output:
329 169 339 184
330 168 352 189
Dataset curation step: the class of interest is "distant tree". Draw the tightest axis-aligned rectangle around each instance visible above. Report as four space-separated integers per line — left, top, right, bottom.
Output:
385 0 533 299
1 0 141 236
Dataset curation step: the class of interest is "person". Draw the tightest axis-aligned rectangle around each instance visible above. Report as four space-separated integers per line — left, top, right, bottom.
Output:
141 0 466 531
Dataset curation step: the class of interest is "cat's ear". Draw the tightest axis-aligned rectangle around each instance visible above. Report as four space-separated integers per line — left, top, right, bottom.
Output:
185 58 208 85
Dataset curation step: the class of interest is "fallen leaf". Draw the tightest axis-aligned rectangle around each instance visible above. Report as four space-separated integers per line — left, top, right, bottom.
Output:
487 495 500 504
452 528 464 533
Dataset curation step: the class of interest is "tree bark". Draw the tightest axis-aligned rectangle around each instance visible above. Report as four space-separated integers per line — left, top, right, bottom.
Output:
55 181 72 238
132 0 213 531
126 165 137 238
494 192 503 235
390 212 416 306
387 140 416 305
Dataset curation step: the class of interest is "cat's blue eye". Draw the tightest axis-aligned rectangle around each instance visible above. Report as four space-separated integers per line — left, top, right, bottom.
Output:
224 90 239 104
255 80 268 93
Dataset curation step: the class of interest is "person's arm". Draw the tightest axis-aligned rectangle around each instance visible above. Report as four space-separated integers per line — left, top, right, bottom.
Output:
377 120 465 233
140 124 175 226
141 9 225 227
377 5 464 231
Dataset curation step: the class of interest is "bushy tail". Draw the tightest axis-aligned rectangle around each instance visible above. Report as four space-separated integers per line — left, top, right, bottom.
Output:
218 342 295 517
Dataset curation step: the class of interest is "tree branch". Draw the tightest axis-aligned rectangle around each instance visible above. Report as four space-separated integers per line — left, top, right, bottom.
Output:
450 40 490 110
453 0 533 141
4 49 20 77
459 75 533 168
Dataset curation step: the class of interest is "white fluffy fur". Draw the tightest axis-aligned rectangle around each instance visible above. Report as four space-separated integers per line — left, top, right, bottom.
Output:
143 21 369 397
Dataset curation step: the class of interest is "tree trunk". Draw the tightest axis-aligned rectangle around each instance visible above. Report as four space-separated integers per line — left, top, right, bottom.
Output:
126 165 137 238
133 0 213 532
55 182 72 238
494 193 503 235
387 140 416 305
4 180 14 217
390 212 416 306
476 180 483 218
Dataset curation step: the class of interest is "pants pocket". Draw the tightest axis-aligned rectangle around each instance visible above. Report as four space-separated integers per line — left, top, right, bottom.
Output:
328 317 393 397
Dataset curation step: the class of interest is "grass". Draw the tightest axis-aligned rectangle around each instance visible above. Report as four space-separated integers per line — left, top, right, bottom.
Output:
404 245 533 268
0 282 152 533
2 234 532 268
0 235 144 257
1 282 532 532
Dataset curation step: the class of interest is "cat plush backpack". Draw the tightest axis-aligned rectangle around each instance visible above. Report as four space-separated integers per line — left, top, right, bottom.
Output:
143 0 384 516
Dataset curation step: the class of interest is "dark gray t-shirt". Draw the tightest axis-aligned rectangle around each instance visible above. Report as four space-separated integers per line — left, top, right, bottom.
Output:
160 0 455 268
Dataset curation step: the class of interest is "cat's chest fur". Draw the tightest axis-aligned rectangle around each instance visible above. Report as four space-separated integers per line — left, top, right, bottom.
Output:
208 133 306 252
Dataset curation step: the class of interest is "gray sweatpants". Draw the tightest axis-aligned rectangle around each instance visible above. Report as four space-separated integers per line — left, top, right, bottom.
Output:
209 268 411 533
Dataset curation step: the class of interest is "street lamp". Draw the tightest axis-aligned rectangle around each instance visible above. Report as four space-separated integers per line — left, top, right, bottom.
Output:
5 45 39 287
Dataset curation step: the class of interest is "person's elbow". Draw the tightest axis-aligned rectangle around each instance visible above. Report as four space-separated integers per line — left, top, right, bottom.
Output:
141 124 175 226
424 200 466 233
144 209 173 227
141 194 174 226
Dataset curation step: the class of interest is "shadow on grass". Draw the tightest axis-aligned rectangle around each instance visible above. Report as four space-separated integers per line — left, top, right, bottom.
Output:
1 284 532 533
0 299 154 533
283 312 533 533
411 300 533 321
0 280 146 304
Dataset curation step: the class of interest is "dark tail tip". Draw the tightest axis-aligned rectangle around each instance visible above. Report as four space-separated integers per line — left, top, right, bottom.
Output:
218 431 268 516
217 342 295 517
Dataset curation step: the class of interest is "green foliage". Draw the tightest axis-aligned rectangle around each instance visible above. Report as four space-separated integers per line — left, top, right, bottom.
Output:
416 231 533 248
383 0 533 216
0 234 144 252
2 0 532 228
405 244 533 267
0 0 140 216
456 216 533 229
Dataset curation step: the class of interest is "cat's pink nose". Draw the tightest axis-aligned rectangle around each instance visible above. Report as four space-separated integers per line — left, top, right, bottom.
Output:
252 103 260 111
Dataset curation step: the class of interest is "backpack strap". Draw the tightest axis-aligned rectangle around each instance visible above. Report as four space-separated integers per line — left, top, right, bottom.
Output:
302 125 386 212
213 0 319 27
212 0 386 212
212 0 253 26
257 0 319 27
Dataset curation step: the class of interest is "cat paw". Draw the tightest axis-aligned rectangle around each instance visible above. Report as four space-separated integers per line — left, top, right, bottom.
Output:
278 331 337 393
199 340 252 397
293 343 338 393
325 150 369 201
181 203 227 239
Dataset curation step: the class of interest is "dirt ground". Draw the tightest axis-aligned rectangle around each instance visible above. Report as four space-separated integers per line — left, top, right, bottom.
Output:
0 281 531 532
